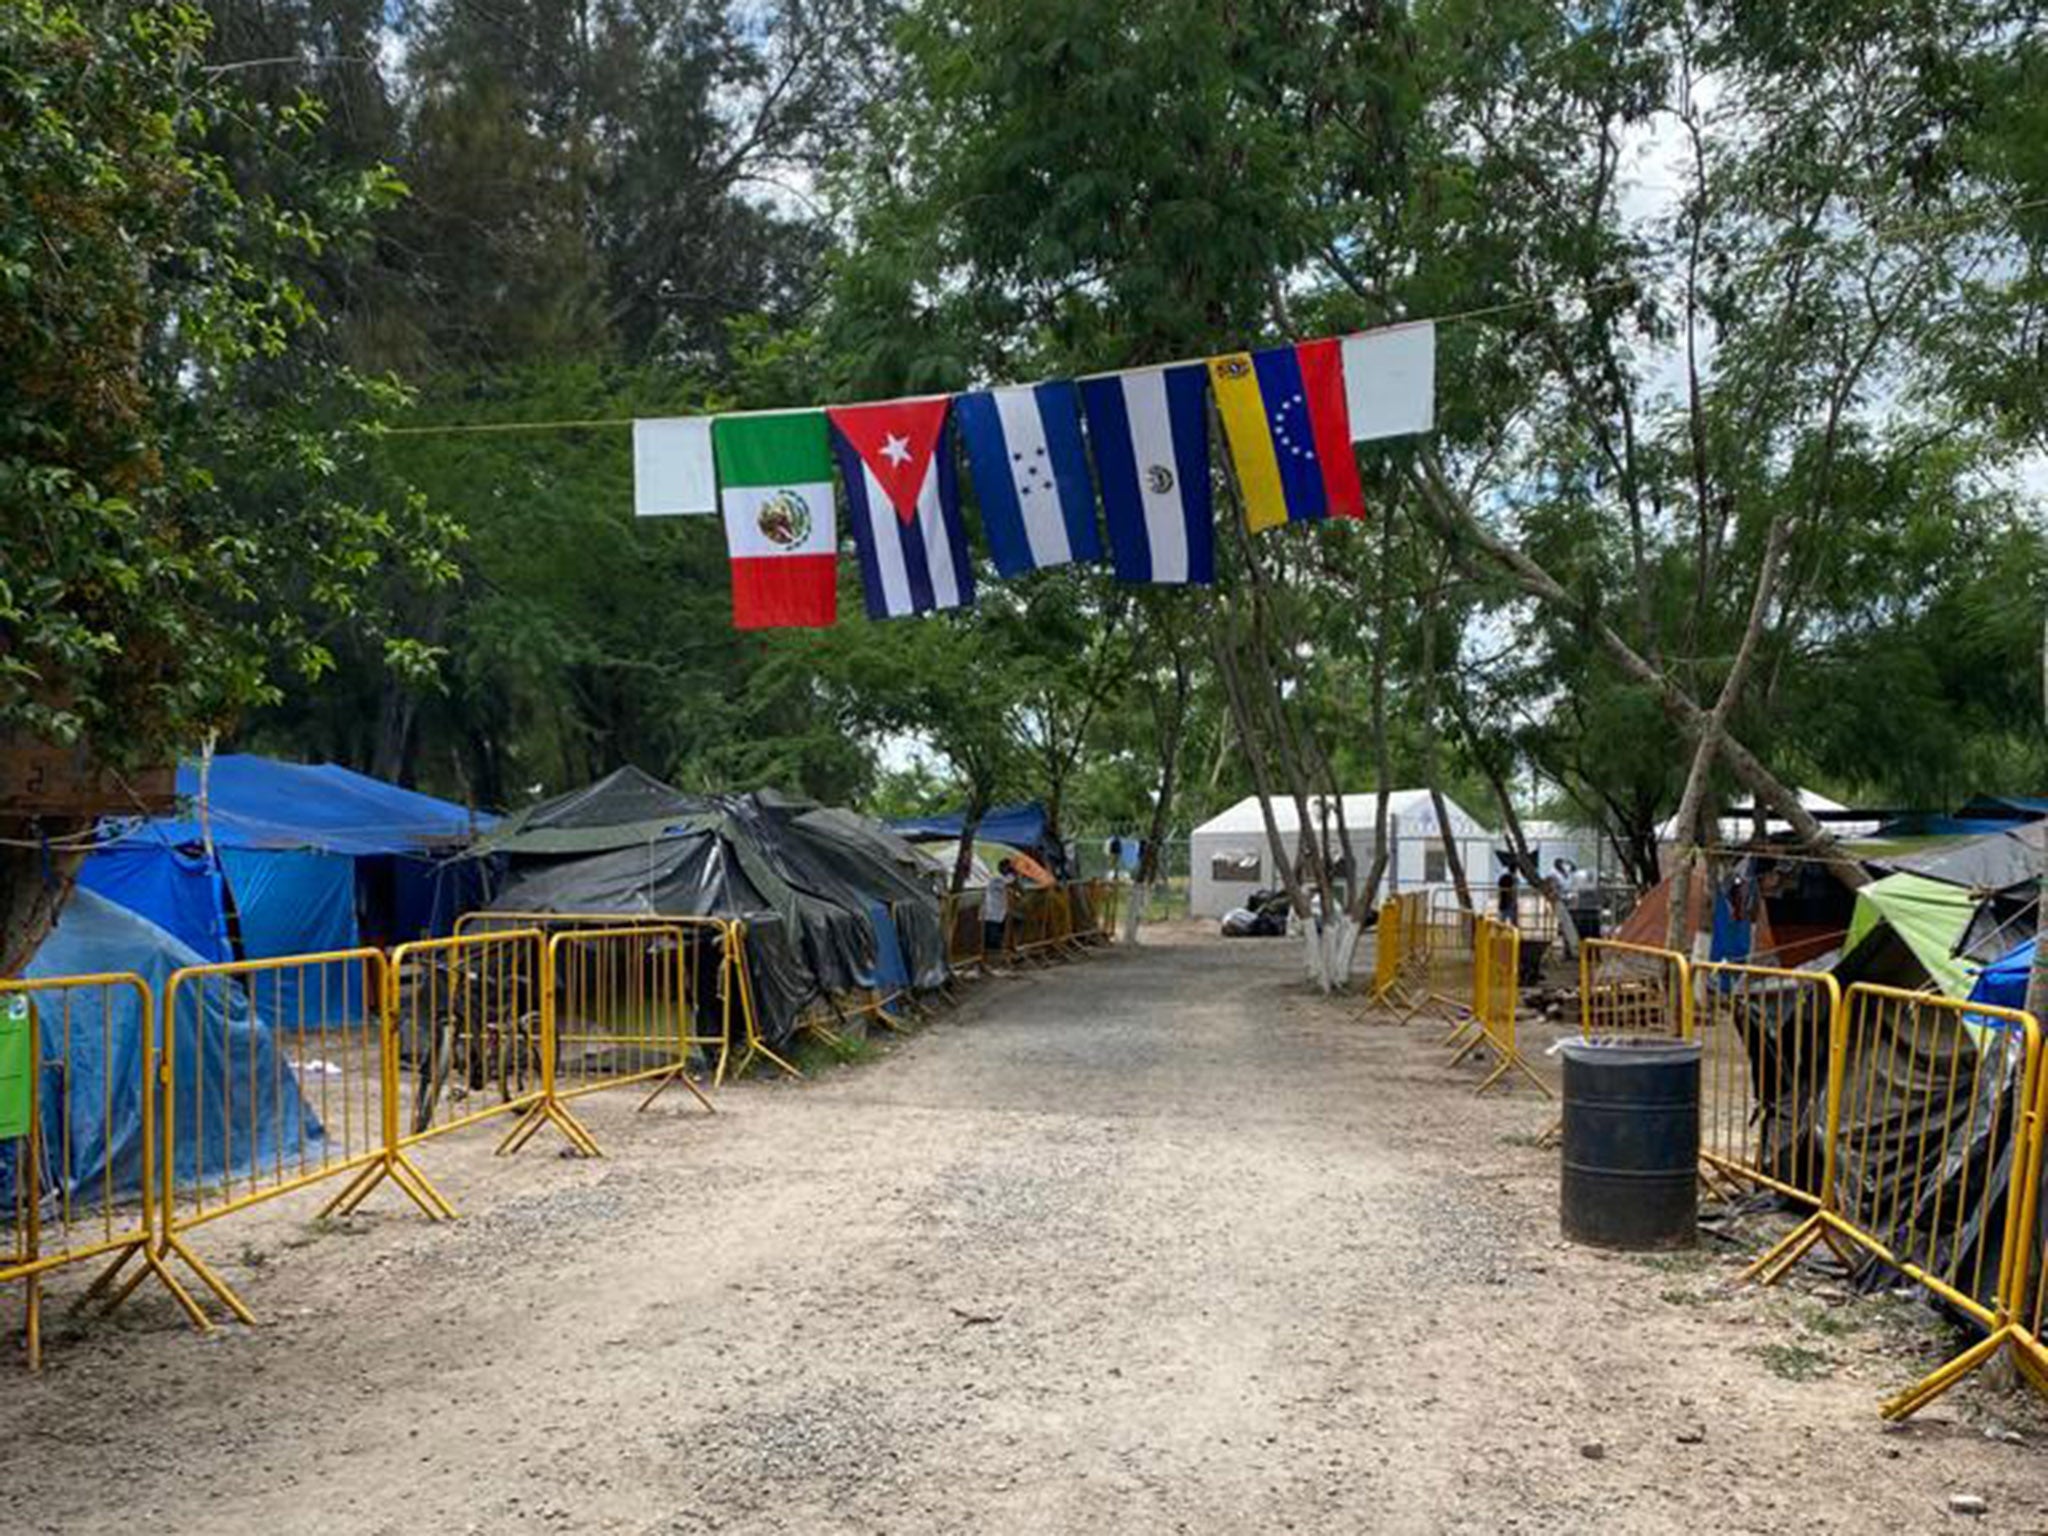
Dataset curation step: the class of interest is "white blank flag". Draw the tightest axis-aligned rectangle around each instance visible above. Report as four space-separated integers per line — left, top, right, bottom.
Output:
1341 322 1435 441
632 417 717 515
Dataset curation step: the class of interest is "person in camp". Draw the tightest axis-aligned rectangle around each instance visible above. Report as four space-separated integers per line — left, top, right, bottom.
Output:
984 858 1017 957
1497 864 1518 924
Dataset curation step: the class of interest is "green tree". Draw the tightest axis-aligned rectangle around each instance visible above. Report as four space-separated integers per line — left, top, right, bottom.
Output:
0 1 459 966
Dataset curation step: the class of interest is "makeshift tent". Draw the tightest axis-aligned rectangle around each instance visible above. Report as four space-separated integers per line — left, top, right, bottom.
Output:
1970 939 2031 1012
472 770 948 1048
1 891 319 1215
1840 872 1980 999
889 802 1050 855
81 756 491 993
76 835 231 963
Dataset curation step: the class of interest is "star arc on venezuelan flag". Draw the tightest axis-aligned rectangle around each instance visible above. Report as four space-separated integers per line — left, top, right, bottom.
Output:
1208 339 1365 531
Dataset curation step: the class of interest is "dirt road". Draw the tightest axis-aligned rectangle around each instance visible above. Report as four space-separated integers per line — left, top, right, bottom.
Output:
5 926 2045 1533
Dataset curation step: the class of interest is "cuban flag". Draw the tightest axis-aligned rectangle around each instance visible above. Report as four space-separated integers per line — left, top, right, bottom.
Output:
827 397 976 620
954 383 1103 577
1077 364 1215 585
1208 339 1365 532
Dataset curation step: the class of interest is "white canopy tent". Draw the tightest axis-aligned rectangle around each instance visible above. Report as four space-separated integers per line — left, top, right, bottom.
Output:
1188 790 1495 919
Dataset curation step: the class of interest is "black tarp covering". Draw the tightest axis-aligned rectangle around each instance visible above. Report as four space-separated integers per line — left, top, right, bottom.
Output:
471 771 948 1047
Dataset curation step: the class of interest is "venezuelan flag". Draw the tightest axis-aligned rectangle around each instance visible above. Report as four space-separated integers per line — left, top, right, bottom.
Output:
1208 338 1366 532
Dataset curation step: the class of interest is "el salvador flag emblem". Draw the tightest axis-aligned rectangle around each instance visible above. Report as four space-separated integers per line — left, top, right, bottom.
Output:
955 382 1104 577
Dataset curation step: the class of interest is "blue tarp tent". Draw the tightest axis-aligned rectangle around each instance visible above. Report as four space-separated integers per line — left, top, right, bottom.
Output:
80 756 492 987
77 835 232 963
888 802 1050 852
1 891 319 1212
1970 940 2031 1013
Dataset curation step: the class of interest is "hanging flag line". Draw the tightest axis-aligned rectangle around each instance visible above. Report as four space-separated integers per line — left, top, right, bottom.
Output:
632 324 1430 624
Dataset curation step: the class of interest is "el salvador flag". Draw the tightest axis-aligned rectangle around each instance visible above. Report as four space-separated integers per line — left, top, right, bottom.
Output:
955 383 1103 577
1078 364 1215 585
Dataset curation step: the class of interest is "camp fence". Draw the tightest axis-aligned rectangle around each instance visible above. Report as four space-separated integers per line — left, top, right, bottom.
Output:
1739 983 2046 1420
1440 918 1549 1098
1585 941 2048 1421
3 885 1122 1367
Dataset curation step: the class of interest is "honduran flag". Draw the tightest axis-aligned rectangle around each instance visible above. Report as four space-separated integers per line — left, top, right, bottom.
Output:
712 411 838 629
1208 339 1364 532
828 397 976 619
954 382 1103 577
1077 364 1215 585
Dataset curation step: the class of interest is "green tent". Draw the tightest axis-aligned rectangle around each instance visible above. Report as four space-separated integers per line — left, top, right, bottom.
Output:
1841 872 1980 999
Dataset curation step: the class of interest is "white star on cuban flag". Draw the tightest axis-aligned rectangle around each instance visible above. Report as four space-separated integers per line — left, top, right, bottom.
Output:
826 396 976 620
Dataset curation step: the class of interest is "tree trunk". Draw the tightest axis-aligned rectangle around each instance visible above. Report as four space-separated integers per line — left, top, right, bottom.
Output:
1665 514 1793 953
1211 625 1309 919
1130 649 1192 944
950 793 988 895
1416 581 1473 910
1355 499 1399 919
1 839 85 978
1409 452 1868 892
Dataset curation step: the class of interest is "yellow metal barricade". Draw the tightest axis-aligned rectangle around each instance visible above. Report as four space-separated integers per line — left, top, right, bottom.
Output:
1514 887 1560 945
1370 892 1429 1012
501 924 715 1158
380 928 556 1184
1448 920 1550 1097
460 911 784 1087
1410 889 1477 1025
943 891 987 974
1694 963 1839 1209
719 928 801 1083
1092 878 1122 942
1 973 209 1366
1580 939 1692 1040
1006 887 1056 962
2013 1061 2048 1400
1745 985 2040 1420
158 949 393 1324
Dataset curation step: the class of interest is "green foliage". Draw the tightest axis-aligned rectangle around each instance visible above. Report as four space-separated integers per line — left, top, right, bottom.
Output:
0 0 459 769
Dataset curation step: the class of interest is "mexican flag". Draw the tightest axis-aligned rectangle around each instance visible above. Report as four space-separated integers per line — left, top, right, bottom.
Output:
713 411 839 629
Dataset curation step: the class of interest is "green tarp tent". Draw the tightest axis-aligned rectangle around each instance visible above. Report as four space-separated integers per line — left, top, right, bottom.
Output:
1841 871 1980 999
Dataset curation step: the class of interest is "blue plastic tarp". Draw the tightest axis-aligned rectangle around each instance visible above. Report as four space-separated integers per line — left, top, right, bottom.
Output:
888 802 1049 851
77 838 232 963
1970 940 2031 1012
132 754 490 856
3 890 320 1209
218 848 364 1024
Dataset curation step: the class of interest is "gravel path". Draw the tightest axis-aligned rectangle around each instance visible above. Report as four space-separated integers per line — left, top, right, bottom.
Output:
3 925 2045 1533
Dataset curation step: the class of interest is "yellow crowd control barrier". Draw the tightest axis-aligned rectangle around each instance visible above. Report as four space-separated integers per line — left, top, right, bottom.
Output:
1449 919 1550 1097
1371 892 1429 1012
1087 879 1122 942
158 949 391 1325
942 890 987 975
1534 938 1691 1145
1580 939 1692 1039
1694 962 1840 1211
1004 886 1058 963
1495 887 1560 946
1411 889 1478 1025
2015 1062 2048 1398
507 924 717 1157
1744 984 2041 1420
1 973 210 1367
461 911 788 1087
382 928 552 1189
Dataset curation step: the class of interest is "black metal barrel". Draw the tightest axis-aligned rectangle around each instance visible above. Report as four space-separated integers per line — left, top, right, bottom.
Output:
1559 1038 1701 1250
